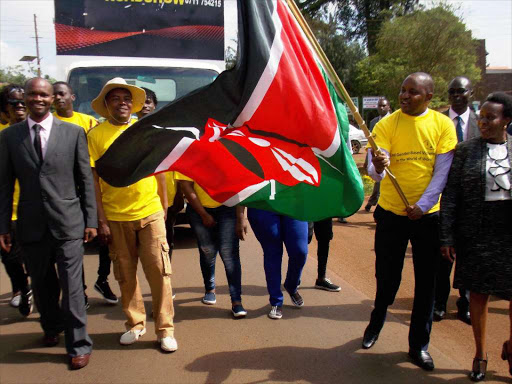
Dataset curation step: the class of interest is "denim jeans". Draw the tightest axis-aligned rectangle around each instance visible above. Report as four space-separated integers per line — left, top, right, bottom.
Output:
187 205 242 303
247 208 308 307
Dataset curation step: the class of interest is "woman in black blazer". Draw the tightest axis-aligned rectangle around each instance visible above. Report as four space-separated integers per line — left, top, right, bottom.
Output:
440 92 512 382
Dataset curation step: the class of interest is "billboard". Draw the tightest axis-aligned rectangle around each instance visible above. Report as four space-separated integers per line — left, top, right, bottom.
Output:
54 0 224 60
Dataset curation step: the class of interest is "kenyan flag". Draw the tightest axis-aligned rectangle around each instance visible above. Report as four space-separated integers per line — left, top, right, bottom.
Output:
96 0 364 221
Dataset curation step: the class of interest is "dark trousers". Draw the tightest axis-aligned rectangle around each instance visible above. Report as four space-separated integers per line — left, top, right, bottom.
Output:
307 219 333 279
21 231 92 357
0 222 29 294
434 258 470 311
367 181 381 207
82 244 111 291
369 206 440 352
165 188 185 262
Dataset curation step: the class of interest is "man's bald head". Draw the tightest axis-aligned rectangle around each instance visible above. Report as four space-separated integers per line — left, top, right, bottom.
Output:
407 72 434 94
399 72 434 116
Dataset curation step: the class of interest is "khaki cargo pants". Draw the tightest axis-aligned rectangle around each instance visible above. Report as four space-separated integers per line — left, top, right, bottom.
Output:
108 211 174 338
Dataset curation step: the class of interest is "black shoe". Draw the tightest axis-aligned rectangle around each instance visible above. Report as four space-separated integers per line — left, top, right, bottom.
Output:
408 349 435 371
457 309 471 325
288 291 304 307
364 204 372 212
94 280 119 304
362 325 379 349
315 278 341 292
84 295 90 311
433 308 446 322
19 289 33 317
43 333 60 347
470 356 487 382
337 217 348 223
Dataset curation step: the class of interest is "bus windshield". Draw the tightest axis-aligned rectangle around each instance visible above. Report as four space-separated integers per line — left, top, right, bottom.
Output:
68 66 218 118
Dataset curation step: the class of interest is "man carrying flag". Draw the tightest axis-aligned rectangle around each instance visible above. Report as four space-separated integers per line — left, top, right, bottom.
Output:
87 78 177 352
362 72 457 371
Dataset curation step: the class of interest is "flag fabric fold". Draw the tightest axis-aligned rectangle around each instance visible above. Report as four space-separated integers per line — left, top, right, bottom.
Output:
95 0 364 221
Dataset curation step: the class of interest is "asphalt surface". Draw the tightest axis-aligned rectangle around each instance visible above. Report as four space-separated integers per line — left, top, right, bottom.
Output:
0 155 510 383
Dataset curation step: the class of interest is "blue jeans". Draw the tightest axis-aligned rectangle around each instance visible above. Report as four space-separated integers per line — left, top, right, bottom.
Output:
187 205 242 302
247 208 308 307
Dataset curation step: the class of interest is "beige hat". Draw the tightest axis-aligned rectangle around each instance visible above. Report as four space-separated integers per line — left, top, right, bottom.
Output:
91 77 146 119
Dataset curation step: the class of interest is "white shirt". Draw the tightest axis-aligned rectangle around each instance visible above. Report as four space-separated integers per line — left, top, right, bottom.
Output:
485 142 511 201
448 107 470 141
28 113 53 160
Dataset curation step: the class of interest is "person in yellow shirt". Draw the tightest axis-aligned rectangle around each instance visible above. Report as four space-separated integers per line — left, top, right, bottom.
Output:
362 73 457 371
88 78 177 352
176 172 246 318
0 84 31 315
52 81 118 308
53 82 98 133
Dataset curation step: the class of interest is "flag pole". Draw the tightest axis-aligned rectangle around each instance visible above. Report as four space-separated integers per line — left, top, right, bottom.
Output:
286 0 410 208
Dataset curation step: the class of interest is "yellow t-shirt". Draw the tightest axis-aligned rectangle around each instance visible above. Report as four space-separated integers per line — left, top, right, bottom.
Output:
175 172 221 208
165 172 177 204
372 109 457 215
0 125 19 221
88 119 163 221
53 111 98 133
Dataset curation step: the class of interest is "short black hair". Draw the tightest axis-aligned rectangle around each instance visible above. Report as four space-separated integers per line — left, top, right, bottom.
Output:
141 87 158 106
486 92 512 119
53 81 74 94
0 84 24 113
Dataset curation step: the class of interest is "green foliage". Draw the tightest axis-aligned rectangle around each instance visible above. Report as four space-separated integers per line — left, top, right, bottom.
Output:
355 4 481 109
0 65 57 86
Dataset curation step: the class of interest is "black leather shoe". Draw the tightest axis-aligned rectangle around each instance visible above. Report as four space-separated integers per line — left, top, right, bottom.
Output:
433 308 445 322
457 309 471 325
43 334 60 347
408 349 435 371
362 326 379 349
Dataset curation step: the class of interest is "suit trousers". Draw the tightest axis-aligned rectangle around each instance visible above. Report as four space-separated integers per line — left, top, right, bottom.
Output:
21 231 92 357
369 206 440 352
108 211 174 338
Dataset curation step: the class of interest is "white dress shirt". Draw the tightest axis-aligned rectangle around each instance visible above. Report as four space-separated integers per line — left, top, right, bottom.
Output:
28 113 53 160
448 107 470 141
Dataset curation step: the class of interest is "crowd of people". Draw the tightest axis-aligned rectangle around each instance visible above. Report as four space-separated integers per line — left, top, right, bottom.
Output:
0 72 511 382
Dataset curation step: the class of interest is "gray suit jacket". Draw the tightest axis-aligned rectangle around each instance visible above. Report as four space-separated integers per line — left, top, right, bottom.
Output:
439 135 512 247
443 109 480 140
0 118 97 243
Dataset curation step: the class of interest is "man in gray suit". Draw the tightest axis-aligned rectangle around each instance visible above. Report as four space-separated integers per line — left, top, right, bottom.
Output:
433 76 479 325
0 78 97 370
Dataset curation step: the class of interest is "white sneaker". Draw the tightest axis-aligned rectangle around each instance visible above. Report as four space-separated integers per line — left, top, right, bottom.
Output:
120 328 146 345
9 293 21 308
158 336 178 352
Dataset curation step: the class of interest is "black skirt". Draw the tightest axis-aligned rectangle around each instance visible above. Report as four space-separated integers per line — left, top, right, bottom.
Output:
454 200 512 300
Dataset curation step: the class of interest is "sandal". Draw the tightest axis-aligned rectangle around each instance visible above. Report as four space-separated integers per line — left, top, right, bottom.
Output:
502 341 512 376
470 355 487 382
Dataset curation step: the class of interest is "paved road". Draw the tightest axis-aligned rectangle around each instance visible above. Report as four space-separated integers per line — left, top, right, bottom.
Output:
0 164 510 383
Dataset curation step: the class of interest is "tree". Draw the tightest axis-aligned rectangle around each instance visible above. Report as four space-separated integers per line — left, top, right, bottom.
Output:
297 0 419 54
306 15 366 95
355 5 481 109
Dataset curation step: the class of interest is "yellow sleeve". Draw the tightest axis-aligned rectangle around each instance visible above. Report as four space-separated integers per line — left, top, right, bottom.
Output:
87 132 98 167
436 116 458 154
175 172 193 182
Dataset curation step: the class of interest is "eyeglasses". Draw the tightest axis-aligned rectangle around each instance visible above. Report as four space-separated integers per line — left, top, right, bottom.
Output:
7 99 25 106
448 88 469 95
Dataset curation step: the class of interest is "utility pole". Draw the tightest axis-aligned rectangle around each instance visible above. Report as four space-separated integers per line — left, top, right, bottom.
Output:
33 14 41 77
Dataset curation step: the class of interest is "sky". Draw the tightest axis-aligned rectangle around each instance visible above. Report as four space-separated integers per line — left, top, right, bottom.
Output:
0 0 510 79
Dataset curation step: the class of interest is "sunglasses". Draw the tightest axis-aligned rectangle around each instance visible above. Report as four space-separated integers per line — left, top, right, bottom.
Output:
7 99 26 106
448 88 469 95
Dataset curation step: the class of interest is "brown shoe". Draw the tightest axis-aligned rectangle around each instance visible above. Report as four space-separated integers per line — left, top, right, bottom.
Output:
43 334 60 347
69 354 90 370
